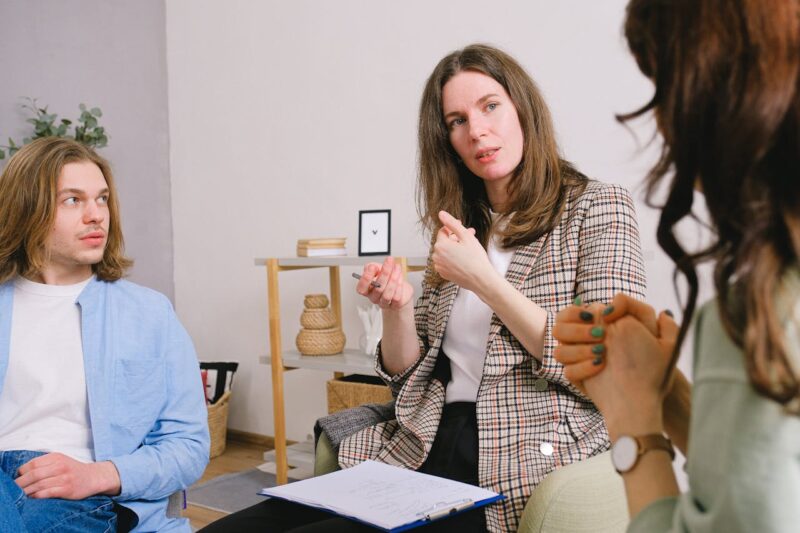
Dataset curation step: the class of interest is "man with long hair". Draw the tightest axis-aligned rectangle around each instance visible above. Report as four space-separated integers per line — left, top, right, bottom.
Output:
0 138 209 532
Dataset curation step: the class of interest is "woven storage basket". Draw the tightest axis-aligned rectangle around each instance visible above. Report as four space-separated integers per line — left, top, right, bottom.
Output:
296 327 345 355
207 390 232 459
300 308 337 329
304 294 329 309
326 375 392 414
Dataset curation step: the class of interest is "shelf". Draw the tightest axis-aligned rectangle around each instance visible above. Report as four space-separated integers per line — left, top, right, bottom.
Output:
277 349 377 375
257 255 425 485
254 256 427 268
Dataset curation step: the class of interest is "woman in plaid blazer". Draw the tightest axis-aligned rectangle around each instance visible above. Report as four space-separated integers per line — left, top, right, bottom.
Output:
202 44 646 533
347 44 646 532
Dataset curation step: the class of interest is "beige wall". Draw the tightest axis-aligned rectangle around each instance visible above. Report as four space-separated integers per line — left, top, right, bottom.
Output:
166 0 710 445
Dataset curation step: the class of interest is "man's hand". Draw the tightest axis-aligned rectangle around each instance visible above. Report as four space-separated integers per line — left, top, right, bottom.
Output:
15 453 121 500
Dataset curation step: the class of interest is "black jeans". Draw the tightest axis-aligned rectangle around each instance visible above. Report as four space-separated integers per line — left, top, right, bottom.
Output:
199 402 486 533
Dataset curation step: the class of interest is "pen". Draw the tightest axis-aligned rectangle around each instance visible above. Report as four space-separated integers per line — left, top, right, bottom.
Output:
424 499 474 521
351 272 382 288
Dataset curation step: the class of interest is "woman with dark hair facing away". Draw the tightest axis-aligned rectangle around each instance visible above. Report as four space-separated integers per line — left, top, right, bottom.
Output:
554 0 800 531
202 44 645 533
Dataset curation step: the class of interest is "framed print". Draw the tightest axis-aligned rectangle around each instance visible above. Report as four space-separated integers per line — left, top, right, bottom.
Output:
358 209 391 256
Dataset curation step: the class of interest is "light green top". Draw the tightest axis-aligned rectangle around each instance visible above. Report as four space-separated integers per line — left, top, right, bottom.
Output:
629 276 800 533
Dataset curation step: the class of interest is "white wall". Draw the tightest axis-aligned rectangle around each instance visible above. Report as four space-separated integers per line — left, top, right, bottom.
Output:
166 0 708 443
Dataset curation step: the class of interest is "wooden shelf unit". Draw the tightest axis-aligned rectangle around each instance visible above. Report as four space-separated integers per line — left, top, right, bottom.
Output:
254 255 426 484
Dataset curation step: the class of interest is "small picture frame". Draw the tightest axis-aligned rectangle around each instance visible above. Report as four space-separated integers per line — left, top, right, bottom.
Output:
358 209 391 256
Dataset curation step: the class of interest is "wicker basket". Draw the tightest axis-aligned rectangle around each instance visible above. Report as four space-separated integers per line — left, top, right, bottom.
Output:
296 327 346 355
304 294 329 309
326 375 392 414
300 308 336 329
207 390 232 459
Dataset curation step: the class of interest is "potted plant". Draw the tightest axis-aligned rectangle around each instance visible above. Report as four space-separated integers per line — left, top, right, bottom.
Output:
0 97 108 160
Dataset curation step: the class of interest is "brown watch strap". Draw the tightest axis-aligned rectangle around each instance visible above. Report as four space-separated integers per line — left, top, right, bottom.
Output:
635 434 675 461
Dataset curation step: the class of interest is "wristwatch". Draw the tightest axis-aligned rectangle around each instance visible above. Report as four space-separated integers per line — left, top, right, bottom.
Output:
611 434 675 474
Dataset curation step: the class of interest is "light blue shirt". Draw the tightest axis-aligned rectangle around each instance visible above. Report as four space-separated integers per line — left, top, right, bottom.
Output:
0 277 210 532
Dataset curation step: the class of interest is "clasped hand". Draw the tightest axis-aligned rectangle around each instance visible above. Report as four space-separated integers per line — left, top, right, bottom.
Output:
553 294 678 436
15 452 121 500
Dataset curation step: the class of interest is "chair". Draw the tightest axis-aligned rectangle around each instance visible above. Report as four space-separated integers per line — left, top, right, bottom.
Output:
516 451 628 532
314 433 628 532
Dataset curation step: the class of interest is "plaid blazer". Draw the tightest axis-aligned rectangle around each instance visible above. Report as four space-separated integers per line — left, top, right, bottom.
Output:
338 180 646 532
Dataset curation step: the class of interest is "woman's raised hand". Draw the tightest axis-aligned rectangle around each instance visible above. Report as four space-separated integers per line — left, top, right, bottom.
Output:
355 256 414 311
432 210 494 293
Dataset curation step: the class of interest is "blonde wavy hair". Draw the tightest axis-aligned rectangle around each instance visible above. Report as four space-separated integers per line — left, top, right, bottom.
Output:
0 137 132 283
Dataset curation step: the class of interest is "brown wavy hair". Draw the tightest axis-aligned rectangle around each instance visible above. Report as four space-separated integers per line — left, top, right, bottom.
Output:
417 44 587 285
0 137 132 283
620 0 800 410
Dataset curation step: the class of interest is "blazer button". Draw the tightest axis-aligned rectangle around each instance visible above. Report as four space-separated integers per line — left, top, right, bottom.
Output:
533 378 549 392
540 442 554 456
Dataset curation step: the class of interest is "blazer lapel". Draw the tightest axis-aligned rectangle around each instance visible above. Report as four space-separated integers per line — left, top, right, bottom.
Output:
432 280 459 345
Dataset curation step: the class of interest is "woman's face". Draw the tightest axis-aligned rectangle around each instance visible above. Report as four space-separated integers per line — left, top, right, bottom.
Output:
442 70 524 188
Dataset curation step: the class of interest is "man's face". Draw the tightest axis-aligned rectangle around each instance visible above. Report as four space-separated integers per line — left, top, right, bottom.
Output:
43 161 111 284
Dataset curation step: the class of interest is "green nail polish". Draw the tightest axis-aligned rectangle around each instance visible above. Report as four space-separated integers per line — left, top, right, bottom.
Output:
591 326 604 338
592 344 605 354
573 296 582 306
602 305 615 316
592 355 603 366
579 311 593 321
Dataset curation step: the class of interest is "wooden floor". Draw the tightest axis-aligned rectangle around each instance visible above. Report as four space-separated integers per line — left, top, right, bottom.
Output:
184 438 271 530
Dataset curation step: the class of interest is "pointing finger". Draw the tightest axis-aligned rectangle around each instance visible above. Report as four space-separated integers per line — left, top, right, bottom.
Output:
438 210 469 239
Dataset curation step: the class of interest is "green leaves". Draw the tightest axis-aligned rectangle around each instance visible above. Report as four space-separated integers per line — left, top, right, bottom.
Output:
0 97 110 159
74 104 107 148
0 137 19 159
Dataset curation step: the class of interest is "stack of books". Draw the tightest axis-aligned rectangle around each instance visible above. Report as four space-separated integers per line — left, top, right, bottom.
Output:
297 238 347 257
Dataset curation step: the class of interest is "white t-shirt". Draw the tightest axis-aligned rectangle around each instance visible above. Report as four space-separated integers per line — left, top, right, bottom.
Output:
442 216 516 403
0 276 94 462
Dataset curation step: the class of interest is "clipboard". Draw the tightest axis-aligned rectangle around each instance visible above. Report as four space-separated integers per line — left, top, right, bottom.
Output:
258 460 505 532
386 494 504 532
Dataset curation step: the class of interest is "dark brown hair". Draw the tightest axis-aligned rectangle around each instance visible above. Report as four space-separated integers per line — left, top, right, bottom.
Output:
417 44 587 284
621 0 800 410
0 137 132 283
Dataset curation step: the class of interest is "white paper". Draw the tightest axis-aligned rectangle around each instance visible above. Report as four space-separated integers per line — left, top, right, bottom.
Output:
259 461 501 531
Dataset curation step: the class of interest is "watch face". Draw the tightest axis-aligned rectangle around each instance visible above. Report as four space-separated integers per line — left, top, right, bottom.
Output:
612 435 638 473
